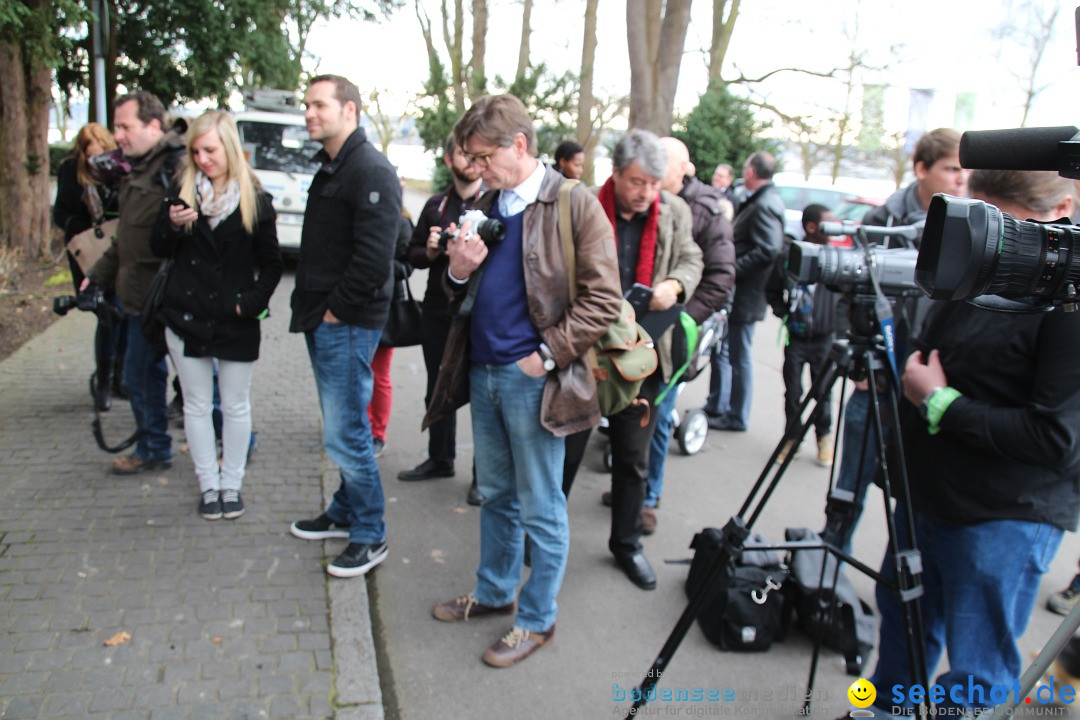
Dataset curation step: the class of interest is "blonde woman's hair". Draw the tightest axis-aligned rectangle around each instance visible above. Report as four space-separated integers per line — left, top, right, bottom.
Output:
73 122 118 187
177 110 262 234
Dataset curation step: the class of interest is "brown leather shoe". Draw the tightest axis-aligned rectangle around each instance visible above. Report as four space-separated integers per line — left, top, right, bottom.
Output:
482 625 555 667
432 593 515 622
111 454 172 476
642 506 658 535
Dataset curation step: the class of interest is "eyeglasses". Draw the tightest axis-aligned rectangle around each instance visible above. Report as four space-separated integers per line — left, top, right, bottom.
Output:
462 147 499 168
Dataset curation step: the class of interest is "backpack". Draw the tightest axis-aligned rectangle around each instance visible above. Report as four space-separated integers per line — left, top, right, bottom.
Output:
685 529 789 652
558 180 658 417
783 527 877 675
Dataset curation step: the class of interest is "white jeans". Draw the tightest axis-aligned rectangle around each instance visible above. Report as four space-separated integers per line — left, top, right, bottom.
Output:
165 328 254 493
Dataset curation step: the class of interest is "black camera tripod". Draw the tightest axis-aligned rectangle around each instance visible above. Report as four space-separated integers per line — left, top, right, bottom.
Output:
626 294 932 719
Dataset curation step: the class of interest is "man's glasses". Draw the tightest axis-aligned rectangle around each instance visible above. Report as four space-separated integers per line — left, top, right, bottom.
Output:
463 148 499 167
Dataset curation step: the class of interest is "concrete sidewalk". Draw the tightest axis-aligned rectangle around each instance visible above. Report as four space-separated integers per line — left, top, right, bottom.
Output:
1 266 1078 719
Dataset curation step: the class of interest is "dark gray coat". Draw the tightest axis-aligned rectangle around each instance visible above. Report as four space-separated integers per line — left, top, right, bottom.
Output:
730 181 784 323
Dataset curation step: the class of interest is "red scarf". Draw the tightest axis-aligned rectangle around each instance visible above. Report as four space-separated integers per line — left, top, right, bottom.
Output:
597 176 658 287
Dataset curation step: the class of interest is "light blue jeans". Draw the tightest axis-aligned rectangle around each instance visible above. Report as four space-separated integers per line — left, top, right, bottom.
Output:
645 384 679 508
470 362 567 633
304 322 385 545
870 506 1062 717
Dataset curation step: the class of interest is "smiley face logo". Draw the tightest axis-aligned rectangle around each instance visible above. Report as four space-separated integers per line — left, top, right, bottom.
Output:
848 678 876 709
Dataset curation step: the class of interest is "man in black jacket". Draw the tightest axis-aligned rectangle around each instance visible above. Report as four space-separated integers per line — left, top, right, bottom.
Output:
397 132 483 500
288 75 402 579
704 150 784 432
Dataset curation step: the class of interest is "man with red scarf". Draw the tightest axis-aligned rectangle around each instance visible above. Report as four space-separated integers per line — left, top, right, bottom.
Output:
564 129 702 590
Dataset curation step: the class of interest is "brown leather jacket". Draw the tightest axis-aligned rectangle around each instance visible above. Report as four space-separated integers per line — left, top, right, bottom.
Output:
422 165 622 437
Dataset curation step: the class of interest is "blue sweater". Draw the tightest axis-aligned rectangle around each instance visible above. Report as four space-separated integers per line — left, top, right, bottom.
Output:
469 206 540 364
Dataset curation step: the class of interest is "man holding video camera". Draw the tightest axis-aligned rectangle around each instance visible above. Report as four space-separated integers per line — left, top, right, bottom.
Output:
425 94 622 667
858 168 1080 718
86 91 186 475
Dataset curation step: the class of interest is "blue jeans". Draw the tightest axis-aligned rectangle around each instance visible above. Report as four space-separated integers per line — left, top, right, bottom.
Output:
470 362 567 633
645 384 679 508
705 320 755 429
870 506 1062 717
825 388 877 554
123 314 171 463
304 322 385 545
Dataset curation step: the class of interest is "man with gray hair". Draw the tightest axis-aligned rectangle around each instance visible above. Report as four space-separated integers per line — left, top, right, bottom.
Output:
563 128 702 589
705 150 784 432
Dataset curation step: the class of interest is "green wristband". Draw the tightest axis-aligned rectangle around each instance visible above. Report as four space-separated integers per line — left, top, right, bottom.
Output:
927 386 962 435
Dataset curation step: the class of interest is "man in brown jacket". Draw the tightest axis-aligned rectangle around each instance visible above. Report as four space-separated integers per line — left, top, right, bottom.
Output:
425 95 621 668
87 91 186 475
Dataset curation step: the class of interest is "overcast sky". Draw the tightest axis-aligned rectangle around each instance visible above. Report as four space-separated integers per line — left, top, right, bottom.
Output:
305 0 1080 135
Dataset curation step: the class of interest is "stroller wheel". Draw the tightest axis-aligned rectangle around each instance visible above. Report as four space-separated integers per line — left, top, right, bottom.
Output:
678 409 708 455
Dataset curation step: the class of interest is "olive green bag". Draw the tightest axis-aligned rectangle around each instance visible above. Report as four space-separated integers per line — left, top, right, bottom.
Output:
558 180 658 419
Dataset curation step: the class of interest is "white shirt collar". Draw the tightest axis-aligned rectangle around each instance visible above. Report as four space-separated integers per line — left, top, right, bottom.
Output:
499 159 545 215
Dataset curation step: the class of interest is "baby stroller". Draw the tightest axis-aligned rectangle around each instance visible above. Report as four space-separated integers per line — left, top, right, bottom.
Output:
599 307 728 470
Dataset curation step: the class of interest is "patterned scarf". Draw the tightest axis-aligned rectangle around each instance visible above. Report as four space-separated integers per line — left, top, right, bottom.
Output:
597 176 658 287
196 172 240 230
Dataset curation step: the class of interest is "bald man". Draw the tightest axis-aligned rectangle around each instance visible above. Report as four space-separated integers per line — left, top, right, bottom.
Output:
630 136 734 531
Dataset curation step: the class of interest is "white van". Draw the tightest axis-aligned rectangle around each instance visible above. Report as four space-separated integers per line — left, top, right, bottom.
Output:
234 93 320 254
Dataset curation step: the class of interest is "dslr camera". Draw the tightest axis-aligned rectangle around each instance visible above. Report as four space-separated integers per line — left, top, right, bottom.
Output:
53 282 121 322
437 209 506 251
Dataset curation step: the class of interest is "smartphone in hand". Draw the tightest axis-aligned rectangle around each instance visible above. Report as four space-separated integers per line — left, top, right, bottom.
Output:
163 196 190 209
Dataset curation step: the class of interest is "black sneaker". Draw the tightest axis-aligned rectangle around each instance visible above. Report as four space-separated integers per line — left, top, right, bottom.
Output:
199 490 223 520
290 513 350 540
221 490 245 519
327 540 388 578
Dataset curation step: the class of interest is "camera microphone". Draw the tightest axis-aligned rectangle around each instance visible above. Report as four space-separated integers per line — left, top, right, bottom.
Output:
959 126 1080 172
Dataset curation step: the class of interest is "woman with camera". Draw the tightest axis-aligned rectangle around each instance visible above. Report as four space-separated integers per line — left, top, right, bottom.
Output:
53 122 125 411
153 110 283 521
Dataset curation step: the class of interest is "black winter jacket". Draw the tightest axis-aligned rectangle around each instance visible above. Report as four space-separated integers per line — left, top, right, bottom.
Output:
730 182 784 323
407 186 483 314
151 191 283 362
678 176 735 324
290 128 402 332
903 301 1080 532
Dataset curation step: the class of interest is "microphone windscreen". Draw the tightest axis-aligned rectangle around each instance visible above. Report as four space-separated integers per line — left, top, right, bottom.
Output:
959 127 1079 171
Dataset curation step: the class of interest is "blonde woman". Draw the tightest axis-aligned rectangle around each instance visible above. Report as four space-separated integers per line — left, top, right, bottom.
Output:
53 122 124 411
152 110 283 520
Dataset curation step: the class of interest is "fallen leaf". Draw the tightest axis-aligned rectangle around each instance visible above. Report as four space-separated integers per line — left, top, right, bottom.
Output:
77 572 86 578
452 507 468 514
104 631 131 646
211 637 223 643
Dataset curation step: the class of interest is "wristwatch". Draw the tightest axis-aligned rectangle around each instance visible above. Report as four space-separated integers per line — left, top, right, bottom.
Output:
918 386 944 420
538 343 557 372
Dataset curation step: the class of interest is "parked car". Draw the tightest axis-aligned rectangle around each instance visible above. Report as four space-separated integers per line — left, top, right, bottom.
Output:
772 182 857 242
830 197 886 247
233 90 320 255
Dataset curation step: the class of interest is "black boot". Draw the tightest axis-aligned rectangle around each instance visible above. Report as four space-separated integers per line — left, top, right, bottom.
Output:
93 356 114 412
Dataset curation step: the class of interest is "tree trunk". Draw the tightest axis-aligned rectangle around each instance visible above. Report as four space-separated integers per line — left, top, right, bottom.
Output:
0 41 33 256
515 0 533 82
468 0 487 101
627 0 692 135
441 0 467 111
576 0 599 184
27 63 52 257
708 0 740 85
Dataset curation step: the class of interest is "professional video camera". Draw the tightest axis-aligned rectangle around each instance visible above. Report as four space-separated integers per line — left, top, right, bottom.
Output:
786 220 923 296
437 209 506 251
917 125 1080 309
52 282 121 323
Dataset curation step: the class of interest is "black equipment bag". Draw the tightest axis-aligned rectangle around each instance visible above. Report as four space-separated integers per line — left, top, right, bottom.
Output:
784 527 877 675
685 529 788 652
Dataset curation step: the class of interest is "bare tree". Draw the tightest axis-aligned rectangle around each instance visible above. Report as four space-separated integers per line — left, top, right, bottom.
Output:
365 89 412 154
576 0 599 181
707 0 740 84
515 0 533 82
627 0 693 134
995 0 1060 126
468 0 488 100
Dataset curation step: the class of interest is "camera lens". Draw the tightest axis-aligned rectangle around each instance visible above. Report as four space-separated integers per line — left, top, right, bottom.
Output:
918 194 1080 303
475 218 505 246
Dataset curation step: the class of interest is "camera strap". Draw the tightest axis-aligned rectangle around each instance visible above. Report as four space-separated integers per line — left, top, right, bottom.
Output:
868 271 901 390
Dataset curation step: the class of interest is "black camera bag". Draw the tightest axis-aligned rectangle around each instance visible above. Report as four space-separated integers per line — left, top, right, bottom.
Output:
784 527 877 675
685 529 788 652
